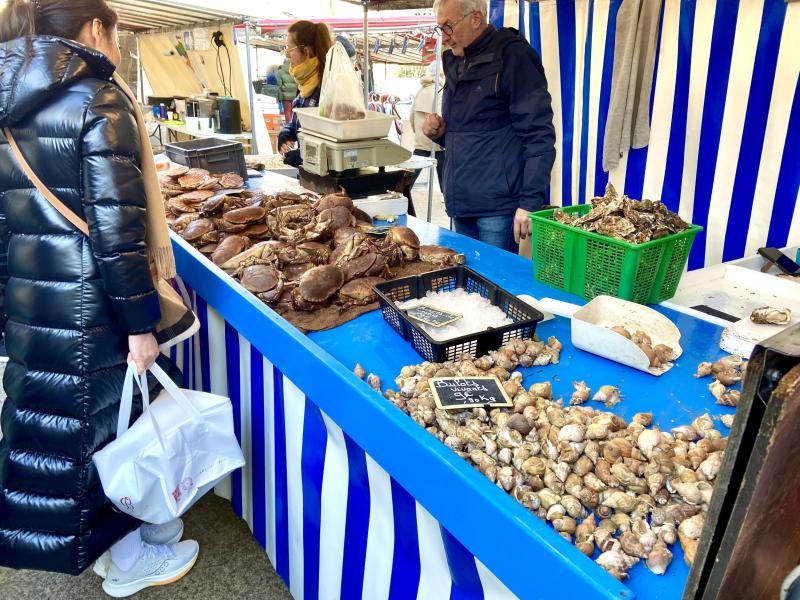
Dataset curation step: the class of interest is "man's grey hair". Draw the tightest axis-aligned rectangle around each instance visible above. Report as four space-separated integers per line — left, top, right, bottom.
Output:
433 0 488 21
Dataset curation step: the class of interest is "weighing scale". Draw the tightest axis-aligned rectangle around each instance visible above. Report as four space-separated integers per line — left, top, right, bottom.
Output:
293 108 412 200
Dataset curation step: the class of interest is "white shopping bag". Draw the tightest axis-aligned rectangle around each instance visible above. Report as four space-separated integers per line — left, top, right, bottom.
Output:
93 362 245 524
319 41 366 121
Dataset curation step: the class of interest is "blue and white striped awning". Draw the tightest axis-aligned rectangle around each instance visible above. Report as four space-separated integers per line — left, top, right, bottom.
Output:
489 0 799 269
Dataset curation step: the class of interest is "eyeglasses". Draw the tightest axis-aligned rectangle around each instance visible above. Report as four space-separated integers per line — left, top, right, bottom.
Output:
283 45 304 54
432 12 475 37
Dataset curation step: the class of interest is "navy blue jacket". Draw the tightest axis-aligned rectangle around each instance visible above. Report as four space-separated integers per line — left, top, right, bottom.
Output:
278 86 321 148
438 26 556 217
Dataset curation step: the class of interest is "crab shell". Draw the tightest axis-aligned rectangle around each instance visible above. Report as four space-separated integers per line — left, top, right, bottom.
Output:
168 198 201 215
296 241 332 264
388 226 420 261
240 264 282 294
170 213 200 233
315 193 353 212
182 218 217 242
418 244 466 266
224 206 266 225
282 262 315 281
338 276 385 302
220 173 244 188
333 227 362 248
211 235 249 266
164 163 190 178
178 168 211 189
297 265 345 303
241 223 271 239
342 252 388 281
220 241 274 270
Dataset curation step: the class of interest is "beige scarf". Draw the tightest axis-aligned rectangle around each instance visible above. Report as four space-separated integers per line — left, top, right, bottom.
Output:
112 73 176 280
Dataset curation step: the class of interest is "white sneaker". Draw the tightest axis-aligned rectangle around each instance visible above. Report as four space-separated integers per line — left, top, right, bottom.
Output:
101 540 199 598
140 519 185 546
93 519 184 578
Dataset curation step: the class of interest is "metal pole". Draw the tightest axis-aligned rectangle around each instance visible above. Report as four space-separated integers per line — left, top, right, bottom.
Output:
426 35 443 223
243 17 259 154
362 2 370 109
136 37 144 104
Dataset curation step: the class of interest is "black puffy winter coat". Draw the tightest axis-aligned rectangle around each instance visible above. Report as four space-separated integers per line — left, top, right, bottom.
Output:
0 36 162 574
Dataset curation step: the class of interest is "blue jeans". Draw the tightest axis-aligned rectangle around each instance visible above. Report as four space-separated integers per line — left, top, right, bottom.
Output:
452 215 517 254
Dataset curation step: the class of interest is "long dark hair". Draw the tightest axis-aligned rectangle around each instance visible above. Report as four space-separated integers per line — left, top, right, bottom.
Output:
0 0 118 44
288 20 332 81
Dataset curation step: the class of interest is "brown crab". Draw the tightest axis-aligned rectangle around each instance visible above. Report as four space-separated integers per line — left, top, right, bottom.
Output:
337 276 385 310
239 263 284 303
220 241 277 272
170 212 200 233
178 168 211 189
296 241 332 264
223 206 266 233
342 251 390 281
164 163 190 178
419 245 466 267
292 265 345 311
315 192 353 212
220 172 244 189
283 262 315 282
182 218 218 244
304 206 355 241
168 197 201 215
387 227 421 261
211 235 249 266
333 227 362 248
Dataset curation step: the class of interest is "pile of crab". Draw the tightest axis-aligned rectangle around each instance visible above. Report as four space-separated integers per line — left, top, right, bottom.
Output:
159 166 465 313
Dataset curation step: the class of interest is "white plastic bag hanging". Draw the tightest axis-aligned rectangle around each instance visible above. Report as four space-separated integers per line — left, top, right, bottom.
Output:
319 41 367 121
93 362 245 524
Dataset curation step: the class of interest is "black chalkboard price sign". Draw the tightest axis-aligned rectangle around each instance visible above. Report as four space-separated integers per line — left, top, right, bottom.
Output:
405 305 462 328
428 377 512 410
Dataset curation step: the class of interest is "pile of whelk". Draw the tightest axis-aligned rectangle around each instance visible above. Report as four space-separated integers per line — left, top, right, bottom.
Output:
356 338 728 581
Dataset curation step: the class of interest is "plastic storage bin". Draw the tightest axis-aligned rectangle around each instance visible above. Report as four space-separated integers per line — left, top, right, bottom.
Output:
165 137 248 180
529 205 702 304
374 266 543 363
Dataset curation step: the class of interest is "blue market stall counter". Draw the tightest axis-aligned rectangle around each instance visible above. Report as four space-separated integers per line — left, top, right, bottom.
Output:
168 173 732 600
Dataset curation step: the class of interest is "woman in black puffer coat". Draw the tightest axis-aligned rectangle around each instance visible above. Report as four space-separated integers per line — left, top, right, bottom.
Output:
0 0 199 592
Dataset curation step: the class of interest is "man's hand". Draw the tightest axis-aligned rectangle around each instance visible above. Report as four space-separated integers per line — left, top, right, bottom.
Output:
513 208 532 244
279 141 295 156
422 113 446 140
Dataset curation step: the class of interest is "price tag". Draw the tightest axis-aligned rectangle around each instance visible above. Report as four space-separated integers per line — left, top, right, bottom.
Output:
429 377 512 410
405 305 462 327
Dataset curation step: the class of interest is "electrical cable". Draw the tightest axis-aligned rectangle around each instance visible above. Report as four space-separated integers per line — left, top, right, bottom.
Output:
224 45 232 97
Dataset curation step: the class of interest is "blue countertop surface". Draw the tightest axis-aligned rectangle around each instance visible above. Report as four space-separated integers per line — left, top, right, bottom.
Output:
307 215 733 600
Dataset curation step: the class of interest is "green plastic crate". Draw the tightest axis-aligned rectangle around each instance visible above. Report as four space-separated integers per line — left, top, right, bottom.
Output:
529 205 703 304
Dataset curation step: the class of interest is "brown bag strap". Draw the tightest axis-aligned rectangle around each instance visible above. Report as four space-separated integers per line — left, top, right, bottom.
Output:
3 127 90 236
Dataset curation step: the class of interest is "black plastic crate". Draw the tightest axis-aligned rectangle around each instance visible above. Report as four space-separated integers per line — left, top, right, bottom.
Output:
374 266 544 363
164 137 248 180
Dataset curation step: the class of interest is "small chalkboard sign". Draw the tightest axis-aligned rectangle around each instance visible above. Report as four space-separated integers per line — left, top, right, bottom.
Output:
405 305 462 328
428 377 512 410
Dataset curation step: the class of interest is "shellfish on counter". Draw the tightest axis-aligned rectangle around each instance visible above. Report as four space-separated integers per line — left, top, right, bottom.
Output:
750 306 791 325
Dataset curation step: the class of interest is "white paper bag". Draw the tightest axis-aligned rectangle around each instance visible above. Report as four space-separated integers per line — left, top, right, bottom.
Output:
93 362 245 524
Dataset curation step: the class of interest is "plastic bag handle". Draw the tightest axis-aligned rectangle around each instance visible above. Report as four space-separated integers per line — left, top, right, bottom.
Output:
116 362 204 447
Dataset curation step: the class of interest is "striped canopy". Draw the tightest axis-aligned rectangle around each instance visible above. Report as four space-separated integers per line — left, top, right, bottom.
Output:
489 0 799 269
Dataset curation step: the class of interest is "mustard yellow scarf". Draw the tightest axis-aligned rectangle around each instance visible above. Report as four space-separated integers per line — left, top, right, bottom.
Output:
290 57 321 98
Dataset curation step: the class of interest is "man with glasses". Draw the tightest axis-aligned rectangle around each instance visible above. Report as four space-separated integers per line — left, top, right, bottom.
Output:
423 0 555 254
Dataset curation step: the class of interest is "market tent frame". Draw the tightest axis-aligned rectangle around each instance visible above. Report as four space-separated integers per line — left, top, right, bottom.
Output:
109 0 245 33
